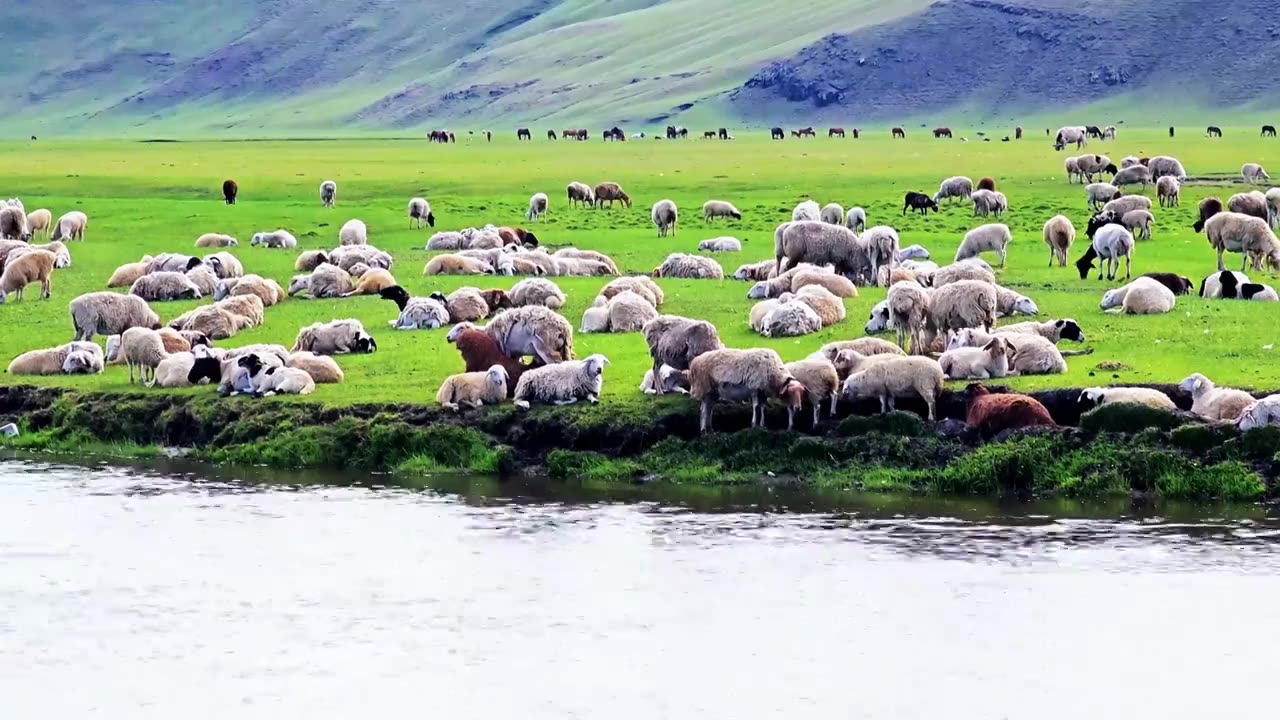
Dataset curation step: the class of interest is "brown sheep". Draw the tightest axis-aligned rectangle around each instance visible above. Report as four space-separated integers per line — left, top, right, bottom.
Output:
222 179 238 204
976 177 996 192
0 249 55 302
593 182 632 209
447 323 529 398
964 384 1056 436
479 288 513 312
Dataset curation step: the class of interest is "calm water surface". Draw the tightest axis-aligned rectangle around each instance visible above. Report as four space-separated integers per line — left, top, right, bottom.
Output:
2 457 1278 719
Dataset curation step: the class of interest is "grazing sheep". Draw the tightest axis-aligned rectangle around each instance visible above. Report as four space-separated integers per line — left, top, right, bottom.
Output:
605 290 658 332
1103 194 1153 217
49 211 87 242
379 286 451 330
286 352 344 384
424 254 494 275
689 348 804 432
593 182 631 209
216 274 285 306
1178 373 1255 421
1078 387 1176 412
0 250 55 302
567 182 595 208
1076 223 1134 281
970 189 1000 217
642 315 724 395
7 341 103 375
933 176 974 205
904 192 940 215
1147 156 1187 180
320 180 337 207
639 365 690 395
408 198 435 228
820 203 844 225
26 208 52 239
600 275 664 307
513 354 609 409
784 357 840 428
288 263 355 298
129 271 201 301
939 336 1013 380
845 207 867 233
485 305 574 364
291 319 376 355
703 200 742 221
1121 209 1154 240
1064 157 1083 184
792 284 845 326
858 225 899 281
897 244 930 263
1235 395 1280 430
698 236 742 252
250 230 297 248
1157 176 1180 208
1086 183 1121 211
1267 188 1280 229
792 200 821 222
1243 163 1270 184
1076 154 1116 183
1112 164 1152 190
955 223 1013 267
195 233 238 248
999 318 1085 344
886 281 932 353
760 301 822 337
338 218 368 246
842 356 944 420
1204 212 1280 272
651 199 678 236
510 277 566 309
964 384 1056 435
0 206 28 240
1053 126 1087 150
932 261 996 287
437 365 509 410
653 252 723 279
343 268 397 296
203 252 243 280
1042 215 1075 267
527 192 549 222
948 328 1066 375
773 221 865 276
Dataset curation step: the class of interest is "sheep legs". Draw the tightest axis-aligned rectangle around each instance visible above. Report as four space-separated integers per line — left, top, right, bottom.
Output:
699 398 715 434
650 359 665 395
1217 249 1227 272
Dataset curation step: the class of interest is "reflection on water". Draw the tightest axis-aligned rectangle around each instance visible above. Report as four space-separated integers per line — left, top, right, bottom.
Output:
2 456 1278 718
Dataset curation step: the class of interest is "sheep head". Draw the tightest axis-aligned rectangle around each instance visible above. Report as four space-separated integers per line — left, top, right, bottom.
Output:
486 364 508 386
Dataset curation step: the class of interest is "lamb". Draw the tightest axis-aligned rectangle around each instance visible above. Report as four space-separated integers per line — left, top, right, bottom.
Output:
509 277 567 309
0 206 28 240
884 281 932 353
512 354 609 409
1204 212 1280 272
927 280 997 339
485 305 574 364
698 237 742 252
6 341 103 375
845 207 867 233
447 323 529 394
1178 373 1255 421
553 248 619 274
567 182 595 208
49 211 87 242
184 265 220 296
964 384 1056 435
792 200 821 222
430 287 498 323
653 253 723 279
820 203 844 224
841 356 944 420
792 284 845 326
338 218 368 246
703 200 742 221
408 198 435 228
1086 183 1121 210
288 263 355 298
931 261 996 287
994 286 1038 316
25 208 52 239
954 223 1012 267
791 268 857 297
948 328 1066 375
689 348 804 432
939 336 1013 380
998 318 1085 344
320 180 337 207
0 249 55 302
286 351 345 384
437 365 509 410
250 230 297 248
526 192 549 222
732 259 774 282
379 286 451 330
1042 215 1075 266
424 254 494 275
1243 163 1270 184
639 365 690 395
1122 209 1154 240
773 221 864 276
294 250 330 272
599 275 664 307
328 244 392 271
651 199 678 236
580 295 611 332
593 182 631 209
642 315 724 395
1076 223 1134 281
760 301 823 337
216 274 285 306
933 176 973 204
1112 164 1152 190
195 233 238 248
858 225 899 280
291 319 377 355
784 357 841 428
1235 395 1280 431
1077 387 1176 412
604 290 658 332
342 267 397 296
970 189 1000 217
1193 197 1224 233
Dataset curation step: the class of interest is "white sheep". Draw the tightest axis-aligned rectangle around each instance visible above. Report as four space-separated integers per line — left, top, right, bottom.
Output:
887 280 931 353
194 233 238 248
1178 373 1255 421
651 199 678 236
820 203 844 225
1266 188 1280 229
927 279 997 338
931 260 996 287
1235 395 1280 430
971 189 1000 217
773 221 864 277
1086 183 1121 211
653 253 723 279
947 328 1066 376
49 211 87 242
408 198 434 228
1122 209 1154 240
437 365 509 410
250 365 316 396
1103 276 1173 314
999 318 1085 344
792 284 845 326
1204 212 1280 272
291 319 376 355
1088 224 1134 281
1102 195 1152 217
1243 163 1270 184
1078 387 1176 412
250 230 298 248
858 225 899 281
639 365 690 395
698 236 741 252
1147 156 1187 180
784 357 840 428
845 206 867 233
760 300 822 337
580 295 611 332
933 176 973 204
119 326 169 385
792 200 821 222
1112 164 1152 190
954 223 1012 267
939 335 1013 380
69 292 160 341
7 341 103 375
702 200 742 222
1042 215 1075 267
339 218 368 246
288 263 354 298
688 348 803 432
526 192 549 222
606 290 657 332
994 286 1039 316
320 180 337 207
513 354 609 409
841 356 944 420
509 277 566 309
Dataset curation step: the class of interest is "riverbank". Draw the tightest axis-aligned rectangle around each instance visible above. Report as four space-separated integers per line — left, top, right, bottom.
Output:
2 384 1276 501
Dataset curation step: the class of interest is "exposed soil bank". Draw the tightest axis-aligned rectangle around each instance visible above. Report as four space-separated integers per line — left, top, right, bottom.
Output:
1 384 1277 501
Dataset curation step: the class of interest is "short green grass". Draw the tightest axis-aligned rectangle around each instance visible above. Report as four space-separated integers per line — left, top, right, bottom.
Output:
1 128 1279 407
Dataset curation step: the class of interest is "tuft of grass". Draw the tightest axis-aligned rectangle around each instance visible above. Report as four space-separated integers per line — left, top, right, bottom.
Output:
1079 404 1186 435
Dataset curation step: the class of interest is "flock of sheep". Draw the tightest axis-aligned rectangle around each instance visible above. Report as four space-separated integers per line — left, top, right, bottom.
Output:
4 130 1280 437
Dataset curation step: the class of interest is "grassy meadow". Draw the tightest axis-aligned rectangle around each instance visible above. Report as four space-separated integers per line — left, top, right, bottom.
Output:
1 128 1278 409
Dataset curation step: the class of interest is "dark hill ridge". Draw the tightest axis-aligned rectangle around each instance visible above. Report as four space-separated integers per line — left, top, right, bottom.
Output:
729 0 1280 121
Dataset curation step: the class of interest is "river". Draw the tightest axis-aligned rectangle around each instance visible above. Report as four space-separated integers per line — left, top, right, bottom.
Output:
2 457 1278 718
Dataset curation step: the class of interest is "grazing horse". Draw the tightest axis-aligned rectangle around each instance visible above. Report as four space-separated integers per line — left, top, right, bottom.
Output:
851 128 860 139
547 129 557 140
718 127 729 140
1086 125 1103 139
771 127 784 140
517 128 531 141
1206 126 1223 137
828 127 845 138
933 127 952 138
1263 125 1277 137
797 127 815 137
892 127 906 139
703 130 716 139
1015 126 1023 139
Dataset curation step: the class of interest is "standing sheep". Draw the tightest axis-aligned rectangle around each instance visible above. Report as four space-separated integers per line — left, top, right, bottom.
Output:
25 208 52 239
1086 183 1121 211
1243 163 1270 184
0 250 55 302
688 348 804 432
784 357 840 429
954 224 1013 267
652 199 678 236
69 292 160 341
320 180 337 207
1121 210 1154 240
933 176 974 205
703 200 742 222
792 200 821 222
845 207 867 233
841 356 944 421
0 206 29 240
527 192 549 222
773 221 864 276
1042 215 1075 267
928 280 997 338
820 203 844 225
642 315 724 395
1157 176 1180 208
1147 156 1187 180
567 182 595 208
49 211 87 242
1204 212 1280 272
593 182 631 209
408 198 435 228
1076 222 1134 280
1112 164 1152 190
485 305 574 364
858 225 899 282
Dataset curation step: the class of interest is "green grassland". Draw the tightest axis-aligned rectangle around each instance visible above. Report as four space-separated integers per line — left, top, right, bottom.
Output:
0 128 1278 409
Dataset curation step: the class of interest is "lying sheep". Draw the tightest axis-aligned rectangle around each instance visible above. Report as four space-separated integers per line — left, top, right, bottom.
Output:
184 265 220 297
698 237 741 252
600 275 664 307
288 263 354 298
994 286 1038 316
1042 215 1075 267
408 198 435 228
760 301 823 337
195 233 238 248
579 296 610 332
343 268 397 296
933 176 973 205
526 192 549 222
320 180 337 207
642 315 723 395
339 218 368 246
295 250 330 272
430 287 501 323
291 319 377 355
653 253 723 279
1077 387 1176 412
485 305 574 364
553 248 619 274
842 356 944 420
1121 209 1154 240
7 341 103 375
820 203 844 225
513 354 609 409
510 277 566 309
0 249 55 302
792 200 821 222
1204 211 1280 272
447 322 529 395
792 284 845 326
703 200 742 222
954 224 1012 267
748 297 786 333
250 230 297 248
639 365 690 395
1157 176 1180 208
965 384 1056 435
168 305 252 340
1199 270 1252 299
426 231 466 251
651 199 678 236
932 261 996 287
148 253 202 274
216 274 286 306
948 328 1066 375
784 357 840 428
689 348 804 432
845 207 867 233
939 336 1013 380
604 290 657 332
1100 277 1176 314
424 254 494 275
203 252 243 280
330 245 393 272
437 366 509 410
1179 373 1255 421
286 352 345 384
897 244 929 262
62 349 104 374
1235 395 1280 430
380 286 451 330
732 259 774 282
791 268 857 297
999 318 1085 344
